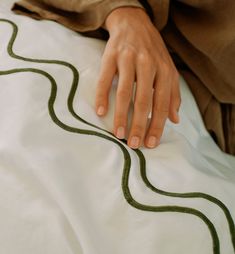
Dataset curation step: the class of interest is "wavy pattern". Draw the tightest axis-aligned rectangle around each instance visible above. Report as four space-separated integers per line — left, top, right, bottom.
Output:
0 18 234 253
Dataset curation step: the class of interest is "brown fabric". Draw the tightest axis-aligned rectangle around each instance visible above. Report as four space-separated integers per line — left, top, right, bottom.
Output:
12 0 143 32
12 0 235 155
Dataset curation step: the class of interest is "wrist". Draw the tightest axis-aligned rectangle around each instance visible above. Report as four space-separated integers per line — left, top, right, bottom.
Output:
104 7 150 33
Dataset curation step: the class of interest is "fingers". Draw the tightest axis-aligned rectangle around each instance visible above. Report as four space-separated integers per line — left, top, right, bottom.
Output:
127 54 155 149
144 64 172 148
95 50 117 116
113 50 135 139
95 41 181 150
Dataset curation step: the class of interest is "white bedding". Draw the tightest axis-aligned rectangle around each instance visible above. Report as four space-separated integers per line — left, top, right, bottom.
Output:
0 1 235 254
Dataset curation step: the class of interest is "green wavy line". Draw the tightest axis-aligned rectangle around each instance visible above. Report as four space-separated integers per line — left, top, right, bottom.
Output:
1 18 233 253
0 67 220 254
65 33 235 254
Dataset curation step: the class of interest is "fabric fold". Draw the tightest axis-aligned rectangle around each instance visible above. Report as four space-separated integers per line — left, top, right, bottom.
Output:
12 0 143 32
11 0 235 155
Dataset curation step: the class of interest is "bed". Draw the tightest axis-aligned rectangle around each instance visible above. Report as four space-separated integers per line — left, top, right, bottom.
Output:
0 1 235 253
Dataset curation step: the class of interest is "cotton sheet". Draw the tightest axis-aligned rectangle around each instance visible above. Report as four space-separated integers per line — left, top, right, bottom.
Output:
0 1 235 254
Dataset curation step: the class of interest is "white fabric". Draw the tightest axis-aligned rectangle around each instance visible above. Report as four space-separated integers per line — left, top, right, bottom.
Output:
0 1 235 254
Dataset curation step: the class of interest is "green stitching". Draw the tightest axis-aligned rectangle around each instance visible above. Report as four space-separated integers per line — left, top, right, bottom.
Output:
0 68 220 254
1 18 234 253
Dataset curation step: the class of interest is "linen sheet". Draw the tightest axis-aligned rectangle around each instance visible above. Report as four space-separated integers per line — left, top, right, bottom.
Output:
0 1 235 254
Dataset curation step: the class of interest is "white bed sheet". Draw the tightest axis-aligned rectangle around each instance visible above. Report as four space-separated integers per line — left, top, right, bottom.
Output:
0 1 235 254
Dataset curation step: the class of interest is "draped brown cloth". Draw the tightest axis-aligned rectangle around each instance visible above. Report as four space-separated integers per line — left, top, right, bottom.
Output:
12 0 235 155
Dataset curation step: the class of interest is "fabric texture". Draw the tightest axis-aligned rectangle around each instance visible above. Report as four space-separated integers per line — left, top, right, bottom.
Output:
1 4 235 252
11 0 235 155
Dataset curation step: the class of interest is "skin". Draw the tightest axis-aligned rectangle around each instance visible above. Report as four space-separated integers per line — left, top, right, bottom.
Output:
95 7 181 149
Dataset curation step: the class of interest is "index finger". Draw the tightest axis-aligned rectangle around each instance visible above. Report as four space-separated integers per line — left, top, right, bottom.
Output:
95 50 117 116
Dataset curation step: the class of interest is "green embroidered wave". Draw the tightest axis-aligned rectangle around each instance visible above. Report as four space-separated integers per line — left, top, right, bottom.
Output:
0 18 234 253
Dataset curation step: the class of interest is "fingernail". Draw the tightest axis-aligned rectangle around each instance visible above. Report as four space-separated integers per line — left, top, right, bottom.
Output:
147 136 157 148
130 136 140 149
97 106 105 116
116 126 125 139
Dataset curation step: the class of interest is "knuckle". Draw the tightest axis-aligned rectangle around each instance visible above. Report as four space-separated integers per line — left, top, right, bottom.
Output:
135 99 149 111
156 87 164 97
114 114 127 125
160 62 174 76
159 60 169 71
107 49 117 59
132 123 144 134
150 126 163 136
138 50 151 64
155 87 169 100
121 47 136 59
152 115 166 128
101 51 116 65
148 125 163 139
117 88 132 101
154 104 169 115
96 88 109 101
96 94 107 104
97 76 107 85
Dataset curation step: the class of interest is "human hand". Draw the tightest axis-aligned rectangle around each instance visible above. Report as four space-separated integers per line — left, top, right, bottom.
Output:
95 7 181 149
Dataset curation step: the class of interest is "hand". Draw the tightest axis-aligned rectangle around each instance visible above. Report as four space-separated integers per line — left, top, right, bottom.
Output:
95 7 181 149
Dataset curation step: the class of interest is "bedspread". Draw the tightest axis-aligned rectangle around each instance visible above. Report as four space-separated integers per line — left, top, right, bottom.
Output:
0 1 235 254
